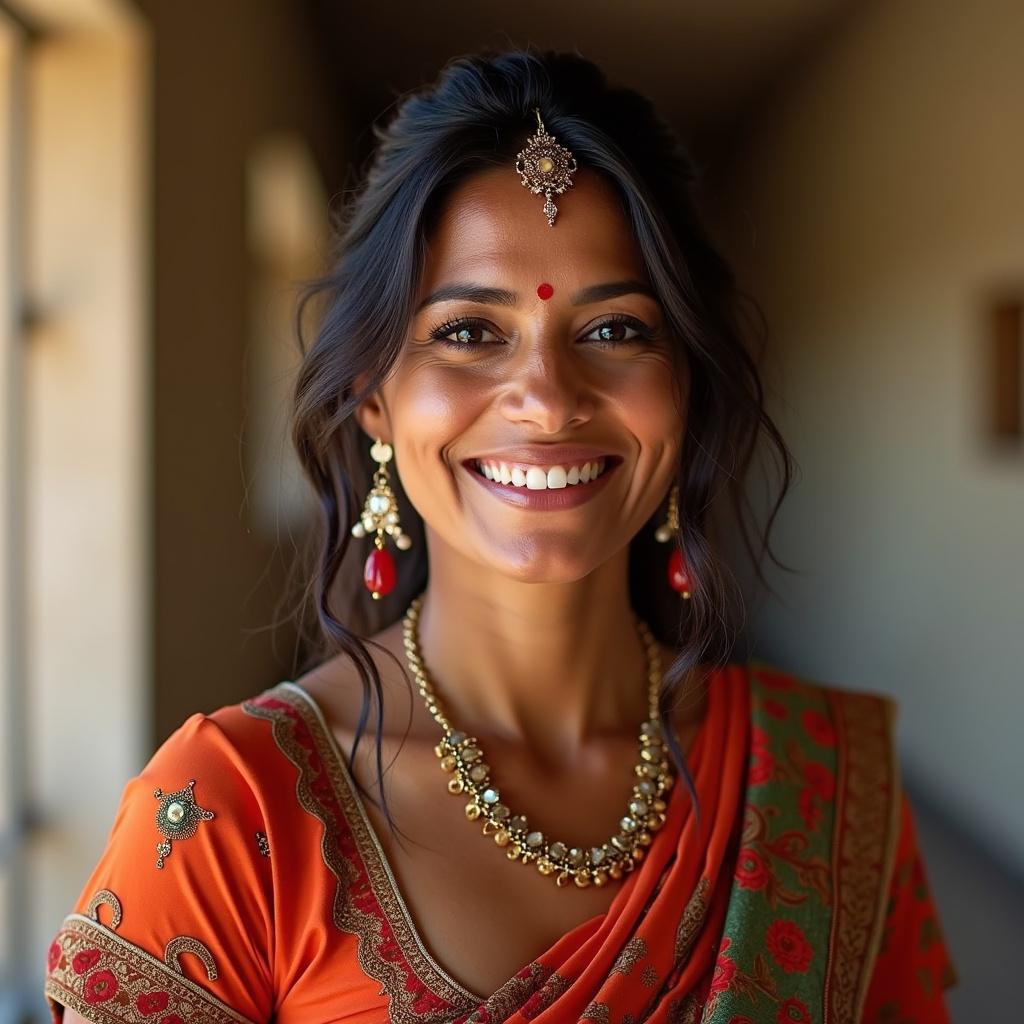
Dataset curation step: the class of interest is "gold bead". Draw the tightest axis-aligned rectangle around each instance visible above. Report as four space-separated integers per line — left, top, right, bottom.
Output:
402 592 668 895
537 156 554 173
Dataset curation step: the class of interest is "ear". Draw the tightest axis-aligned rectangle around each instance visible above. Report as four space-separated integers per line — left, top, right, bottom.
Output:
351 372 392 446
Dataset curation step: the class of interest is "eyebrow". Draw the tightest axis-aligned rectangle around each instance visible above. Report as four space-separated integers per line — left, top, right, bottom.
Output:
414 278 658 313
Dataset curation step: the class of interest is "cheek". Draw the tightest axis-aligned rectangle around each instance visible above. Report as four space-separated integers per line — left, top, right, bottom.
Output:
609 357 687 441
387 365 486 473
392 374 464 435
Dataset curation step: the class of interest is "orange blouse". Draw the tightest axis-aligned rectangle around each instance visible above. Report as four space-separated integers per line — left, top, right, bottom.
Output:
43 663 957 1023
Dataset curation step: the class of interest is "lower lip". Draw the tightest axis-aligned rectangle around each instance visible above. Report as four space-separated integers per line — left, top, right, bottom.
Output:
465 461 619 510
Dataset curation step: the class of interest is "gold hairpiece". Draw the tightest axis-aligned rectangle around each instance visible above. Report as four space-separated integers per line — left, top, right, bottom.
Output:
515 107 578 227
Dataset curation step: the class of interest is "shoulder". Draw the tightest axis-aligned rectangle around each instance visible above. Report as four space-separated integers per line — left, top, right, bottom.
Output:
742 659 903 808
44 701 282 1024
139 691 298 811
746 658 899 723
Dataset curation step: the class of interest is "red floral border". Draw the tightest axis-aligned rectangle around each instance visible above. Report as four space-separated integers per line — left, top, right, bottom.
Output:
242 685 553 1024
44 915 252 1024
243 689 474 1023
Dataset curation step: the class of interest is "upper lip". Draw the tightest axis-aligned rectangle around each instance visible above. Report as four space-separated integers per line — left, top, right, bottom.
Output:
464 446 620 467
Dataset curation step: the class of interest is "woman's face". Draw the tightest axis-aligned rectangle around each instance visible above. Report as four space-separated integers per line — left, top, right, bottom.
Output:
357 166 687 584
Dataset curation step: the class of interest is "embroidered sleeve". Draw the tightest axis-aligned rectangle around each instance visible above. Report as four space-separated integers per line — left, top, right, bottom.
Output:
860 790 958 1023
43 712 274 1024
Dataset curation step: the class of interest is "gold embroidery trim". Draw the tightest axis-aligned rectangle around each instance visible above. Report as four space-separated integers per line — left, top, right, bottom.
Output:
45 913 255 1024
85 888 123 929
673 876 711 963
611 935 647 976
468 961 551 1022
580 1001 612 1023
165 935 220 980
243 685 487 1022
823 687 901 1024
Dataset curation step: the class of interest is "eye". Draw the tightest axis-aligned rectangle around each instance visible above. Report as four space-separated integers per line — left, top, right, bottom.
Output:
427 316 501 347
583 314 656 346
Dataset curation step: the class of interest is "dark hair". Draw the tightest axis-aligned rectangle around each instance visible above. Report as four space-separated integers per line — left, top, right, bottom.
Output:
289 48 794 844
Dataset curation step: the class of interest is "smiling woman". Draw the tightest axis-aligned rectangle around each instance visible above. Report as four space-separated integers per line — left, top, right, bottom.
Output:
44 49 956 1024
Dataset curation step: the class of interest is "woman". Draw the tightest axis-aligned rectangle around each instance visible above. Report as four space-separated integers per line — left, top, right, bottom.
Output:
44 50 957 1023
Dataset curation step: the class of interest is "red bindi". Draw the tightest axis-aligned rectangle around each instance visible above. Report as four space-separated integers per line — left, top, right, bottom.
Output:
536 282 554 300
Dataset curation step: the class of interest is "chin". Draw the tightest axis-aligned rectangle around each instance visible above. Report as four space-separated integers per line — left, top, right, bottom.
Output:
480 543 610 586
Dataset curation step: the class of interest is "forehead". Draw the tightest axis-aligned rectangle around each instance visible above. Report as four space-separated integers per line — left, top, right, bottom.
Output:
419 166 647 289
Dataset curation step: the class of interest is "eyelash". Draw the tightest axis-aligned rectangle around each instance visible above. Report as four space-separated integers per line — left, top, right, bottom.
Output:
425 313 657 349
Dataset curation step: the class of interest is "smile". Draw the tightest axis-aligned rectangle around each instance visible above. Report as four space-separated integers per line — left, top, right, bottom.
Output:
476 457 610 489
464 456 621 510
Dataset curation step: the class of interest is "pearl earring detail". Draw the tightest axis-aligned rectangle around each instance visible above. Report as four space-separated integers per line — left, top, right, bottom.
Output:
350 438 411 599
654 483 692 599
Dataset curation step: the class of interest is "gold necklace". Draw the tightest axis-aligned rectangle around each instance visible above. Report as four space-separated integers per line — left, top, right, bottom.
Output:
401 593 675 888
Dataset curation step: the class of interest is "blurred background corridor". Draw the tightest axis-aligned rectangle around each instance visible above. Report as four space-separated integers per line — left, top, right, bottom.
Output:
1 0 1022 1019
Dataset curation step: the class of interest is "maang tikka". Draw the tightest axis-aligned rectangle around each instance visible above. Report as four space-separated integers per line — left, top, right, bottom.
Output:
350 438 411 600
655 483 692 599
515 107 578 226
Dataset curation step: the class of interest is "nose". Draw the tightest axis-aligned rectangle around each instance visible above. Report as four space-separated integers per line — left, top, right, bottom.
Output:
496 339 595 433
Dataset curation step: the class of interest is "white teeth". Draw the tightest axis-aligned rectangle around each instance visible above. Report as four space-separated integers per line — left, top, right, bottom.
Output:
476 457 608 490
546 466 567 489
525 466 547 490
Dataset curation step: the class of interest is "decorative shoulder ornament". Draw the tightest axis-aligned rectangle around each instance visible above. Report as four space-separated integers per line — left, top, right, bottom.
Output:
153 778 215 869
515 107 578 226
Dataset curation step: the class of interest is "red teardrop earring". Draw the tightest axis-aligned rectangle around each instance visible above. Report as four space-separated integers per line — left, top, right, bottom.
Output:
350 438 412 600
654 483 692 599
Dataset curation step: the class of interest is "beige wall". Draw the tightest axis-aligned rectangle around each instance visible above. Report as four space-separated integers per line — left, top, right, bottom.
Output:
713 0 1024 866
134 0 344 742
21 0 343 1012
18 10 151 1007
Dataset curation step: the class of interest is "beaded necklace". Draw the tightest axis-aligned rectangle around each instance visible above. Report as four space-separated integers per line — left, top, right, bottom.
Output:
401 593 675 888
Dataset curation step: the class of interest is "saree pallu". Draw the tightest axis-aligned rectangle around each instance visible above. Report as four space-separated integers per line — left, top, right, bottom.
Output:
44 662 957 1023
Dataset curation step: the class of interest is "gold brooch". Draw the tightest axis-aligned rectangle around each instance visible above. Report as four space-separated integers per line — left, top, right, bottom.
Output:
153 779 215 868
515 107 578 227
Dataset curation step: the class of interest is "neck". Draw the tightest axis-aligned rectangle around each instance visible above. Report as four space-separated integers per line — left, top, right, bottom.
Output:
407 527 657 763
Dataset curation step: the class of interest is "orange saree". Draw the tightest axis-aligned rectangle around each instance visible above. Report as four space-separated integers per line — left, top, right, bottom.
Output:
44 662 957 1023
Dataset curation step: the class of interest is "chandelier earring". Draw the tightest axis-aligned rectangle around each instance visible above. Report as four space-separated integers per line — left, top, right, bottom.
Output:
350 437 411 600
654 483 692 599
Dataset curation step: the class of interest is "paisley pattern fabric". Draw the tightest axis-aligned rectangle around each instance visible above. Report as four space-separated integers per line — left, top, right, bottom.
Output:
43 662 957 1023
